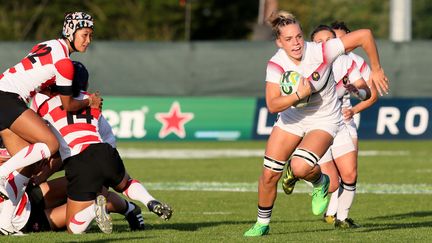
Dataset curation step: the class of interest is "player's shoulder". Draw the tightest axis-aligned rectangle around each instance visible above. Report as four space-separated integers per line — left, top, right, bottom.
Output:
333 54 353 67
348 52 365 65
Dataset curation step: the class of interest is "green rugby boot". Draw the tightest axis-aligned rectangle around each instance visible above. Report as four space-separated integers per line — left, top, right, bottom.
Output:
335 218 360 229
311 174 330 215
244 222 270 237
282 161 299 195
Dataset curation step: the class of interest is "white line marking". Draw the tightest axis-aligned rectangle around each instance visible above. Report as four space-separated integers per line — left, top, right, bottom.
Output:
117 148 410 159
142 181 432 194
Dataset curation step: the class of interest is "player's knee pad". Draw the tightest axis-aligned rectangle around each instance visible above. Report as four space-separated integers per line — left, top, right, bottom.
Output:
292 148 320 167
263 155 285 173
341 180 356 191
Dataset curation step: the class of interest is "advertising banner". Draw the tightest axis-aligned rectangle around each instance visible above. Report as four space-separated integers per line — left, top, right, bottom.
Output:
252 98 432 140
103 97 256 141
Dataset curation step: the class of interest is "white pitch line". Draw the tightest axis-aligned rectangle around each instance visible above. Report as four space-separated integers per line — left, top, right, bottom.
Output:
117 148 410 159
141 181 432 194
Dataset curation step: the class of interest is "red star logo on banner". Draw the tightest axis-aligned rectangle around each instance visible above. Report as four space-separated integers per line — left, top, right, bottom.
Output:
155 101 194 139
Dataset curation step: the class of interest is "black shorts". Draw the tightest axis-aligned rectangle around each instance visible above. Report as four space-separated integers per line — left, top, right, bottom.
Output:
64 143 126 201
22 184 52 233
0 91 28 131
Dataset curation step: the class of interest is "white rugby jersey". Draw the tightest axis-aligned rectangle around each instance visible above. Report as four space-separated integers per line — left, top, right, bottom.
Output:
31 92 114 160
0 39 73 102
265 38 345 123
332 54 362 99
340 53 372 125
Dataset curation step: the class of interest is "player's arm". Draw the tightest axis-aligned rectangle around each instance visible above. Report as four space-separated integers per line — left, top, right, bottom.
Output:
55 58 102 111
59 93 101 111
99 115 116 148
265 78 310 113
339 29 389 96
350 80 378 115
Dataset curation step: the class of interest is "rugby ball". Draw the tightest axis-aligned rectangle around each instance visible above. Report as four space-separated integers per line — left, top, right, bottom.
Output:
279 70 310 108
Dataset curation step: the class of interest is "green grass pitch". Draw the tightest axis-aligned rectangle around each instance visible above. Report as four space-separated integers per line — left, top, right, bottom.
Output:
10 140 432 242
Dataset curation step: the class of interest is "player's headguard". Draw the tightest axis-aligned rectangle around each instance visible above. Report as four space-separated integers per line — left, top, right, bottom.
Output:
62 11 94 43
72 61 89 97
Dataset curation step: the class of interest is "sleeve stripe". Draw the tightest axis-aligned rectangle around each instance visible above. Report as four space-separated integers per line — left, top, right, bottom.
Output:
268 61 285 74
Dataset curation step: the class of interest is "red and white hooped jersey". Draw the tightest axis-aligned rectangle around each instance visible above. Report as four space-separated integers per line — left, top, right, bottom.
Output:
265 38 345 123
32 92 103 160
0 39 73 101
332 54 362 99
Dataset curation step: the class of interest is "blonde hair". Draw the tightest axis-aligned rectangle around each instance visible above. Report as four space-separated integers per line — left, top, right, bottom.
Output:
267 10 299 38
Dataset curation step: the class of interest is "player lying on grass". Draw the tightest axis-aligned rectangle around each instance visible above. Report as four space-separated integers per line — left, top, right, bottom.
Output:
29 61 172 234
0 169 145 233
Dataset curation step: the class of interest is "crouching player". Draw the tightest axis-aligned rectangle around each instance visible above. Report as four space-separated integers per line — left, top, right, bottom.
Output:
31 61 173 234
0 173 146 233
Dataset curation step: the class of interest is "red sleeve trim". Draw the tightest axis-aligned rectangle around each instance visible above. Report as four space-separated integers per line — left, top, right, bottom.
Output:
55 58 74 81
268 61 285 74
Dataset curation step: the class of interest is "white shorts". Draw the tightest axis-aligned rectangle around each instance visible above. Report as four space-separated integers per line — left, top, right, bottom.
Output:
319 124 355 164
0 192 31 231
344 118 358 139
274 114 340 138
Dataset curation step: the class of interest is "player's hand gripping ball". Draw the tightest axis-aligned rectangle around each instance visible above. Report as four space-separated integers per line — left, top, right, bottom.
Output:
280 70 310 108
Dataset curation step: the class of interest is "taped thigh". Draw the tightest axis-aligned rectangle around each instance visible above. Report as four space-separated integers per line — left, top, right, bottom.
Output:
292 148 320 167
263 155 286 173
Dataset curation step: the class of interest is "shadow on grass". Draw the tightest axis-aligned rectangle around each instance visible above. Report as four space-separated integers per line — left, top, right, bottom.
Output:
358 211 432 232
112 218 321 232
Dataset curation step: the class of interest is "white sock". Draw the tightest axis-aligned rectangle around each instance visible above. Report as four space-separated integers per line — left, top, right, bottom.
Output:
0 172 29 229
257 205 273 225
122 179 155 207
336 181 356 220
0 143 51 177
68 203 96 234
326 187 341 216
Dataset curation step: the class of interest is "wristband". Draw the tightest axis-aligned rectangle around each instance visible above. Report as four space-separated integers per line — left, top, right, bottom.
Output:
295 92 301 100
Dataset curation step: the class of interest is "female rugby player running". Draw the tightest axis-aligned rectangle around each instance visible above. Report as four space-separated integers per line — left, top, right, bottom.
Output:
244 10 388 237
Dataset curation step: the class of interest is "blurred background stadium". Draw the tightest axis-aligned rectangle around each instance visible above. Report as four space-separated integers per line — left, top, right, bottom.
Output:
0 0 431 141
1 1 432 241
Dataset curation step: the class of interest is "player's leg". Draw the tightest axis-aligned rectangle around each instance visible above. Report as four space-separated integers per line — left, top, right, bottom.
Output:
244 126 301 237
66 197 111 234
0 168 35 234
291 129 334 216
114 173 173 221
329 126 359 228
106 191 144 231
64 146 111 234
333 150 359 228
100 144 172 221
319 157 340 224
0 110 58 180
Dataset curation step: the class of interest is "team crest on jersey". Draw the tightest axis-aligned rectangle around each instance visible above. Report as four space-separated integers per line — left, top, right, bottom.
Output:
311 71 320 81
342 75 349 85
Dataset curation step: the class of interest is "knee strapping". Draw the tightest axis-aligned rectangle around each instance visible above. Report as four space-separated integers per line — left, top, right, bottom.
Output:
292 148 320 167
263 156 285 173
341 180 356 191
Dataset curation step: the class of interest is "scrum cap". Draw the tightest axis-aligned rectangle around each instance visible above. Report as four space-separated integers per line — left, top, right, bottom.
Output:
62 12 94 43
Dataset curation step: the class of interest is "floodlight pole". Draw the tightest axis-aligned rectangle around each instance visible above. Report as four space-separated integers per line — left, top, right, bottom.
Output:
390 0 411 42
